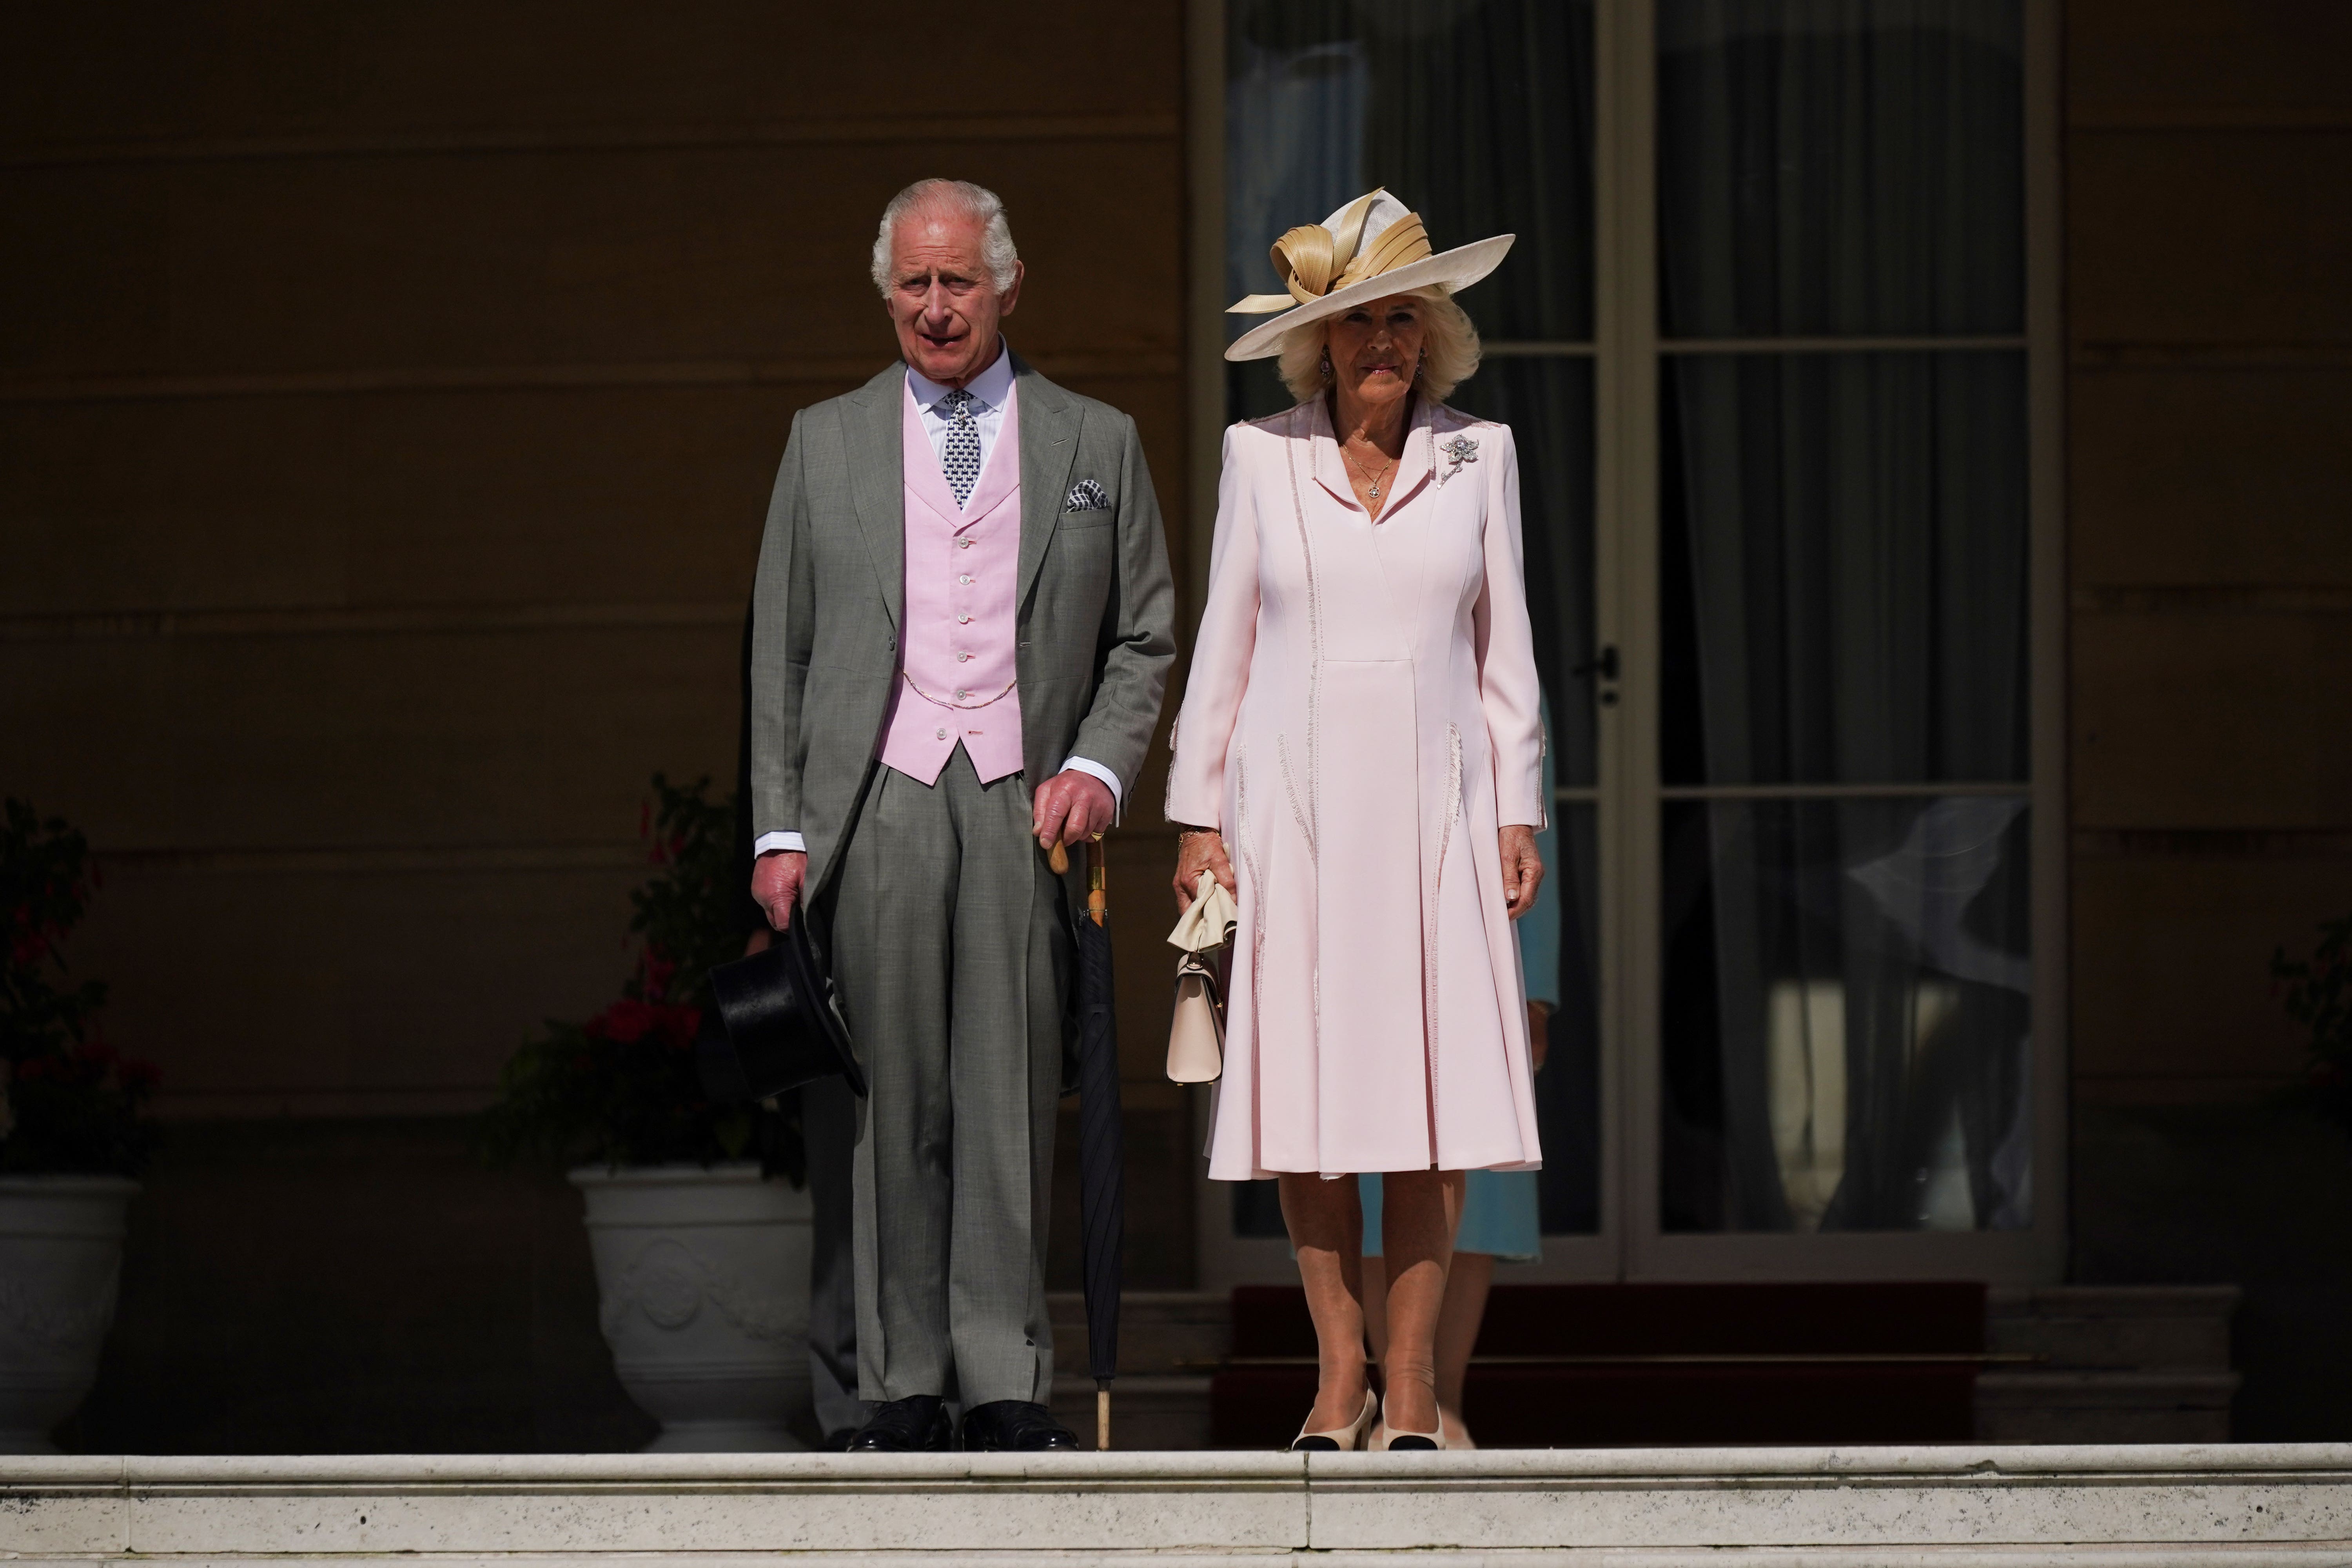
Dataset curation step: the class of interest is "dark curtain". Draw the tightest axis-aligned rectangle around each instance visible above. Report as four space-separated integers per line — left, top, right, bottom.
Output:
1656 0 2032 1233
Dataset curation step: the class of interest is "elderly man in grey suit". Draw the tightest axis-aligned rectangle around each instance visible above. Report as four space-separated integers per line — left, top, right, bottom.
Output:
748 178 1175 1453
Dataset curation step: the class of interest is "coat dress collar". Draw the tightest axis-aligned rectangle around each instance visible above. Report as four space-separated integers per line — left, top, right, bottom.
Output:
1306 392 1440 522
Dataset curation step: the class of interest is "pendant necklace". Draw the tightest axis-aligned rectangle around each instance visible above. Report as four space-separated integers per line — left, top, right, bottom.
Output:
1344 441 1399 506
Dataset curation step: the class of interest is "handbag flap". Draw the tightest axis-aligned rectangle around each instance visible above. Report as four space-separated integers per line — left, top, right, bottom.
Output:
1167 951 1226 1085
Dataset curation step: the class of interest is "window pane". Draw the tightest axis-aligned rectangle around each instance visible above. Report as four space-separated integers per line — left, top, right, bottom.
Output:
1533 803 1601 1234
1225 5 1601 1250
1451 357 1598 789
1662 795 2032 1234
1225 1 1601 772
1660 350 2029 788
1657 0 2024 338
1227 0 1596 426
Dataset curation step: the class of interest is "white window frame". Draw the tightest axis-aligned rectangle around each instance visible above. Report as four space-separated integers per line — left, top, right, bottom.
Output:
1185 0 2065 1290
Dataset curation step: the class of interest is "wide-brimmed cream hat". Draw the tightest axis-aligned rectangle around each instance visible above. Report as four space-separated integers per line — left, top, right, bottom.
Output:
1225 189 1514 362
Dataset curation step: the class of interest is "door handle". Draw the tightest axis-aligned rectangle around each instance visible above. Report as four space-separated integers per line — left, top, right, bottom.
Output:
1571 645 1619 682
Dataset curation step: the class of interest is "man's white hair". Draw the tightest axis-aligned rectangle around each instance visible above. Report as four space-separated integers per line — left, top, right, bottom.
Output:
870 178 1020 298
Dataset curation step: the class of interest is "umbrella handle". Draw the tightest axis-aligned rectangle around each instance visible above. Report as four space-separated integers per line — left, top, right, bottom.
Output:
1096 1384 1110 1451
1047 841 1109 927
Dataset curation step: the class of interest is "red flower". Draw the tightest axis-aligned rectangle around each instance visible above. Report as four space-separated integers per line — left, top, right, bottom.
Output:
584 998 703 1051
641 951 679 1002
588 999 665 1045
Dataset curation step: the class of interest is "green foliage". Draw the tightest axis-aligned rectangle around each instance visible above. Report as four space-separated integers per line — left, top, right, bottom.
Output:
624 773 745 1015
2274 914 2352 1134
1 798 159 1176
479 776 802 1183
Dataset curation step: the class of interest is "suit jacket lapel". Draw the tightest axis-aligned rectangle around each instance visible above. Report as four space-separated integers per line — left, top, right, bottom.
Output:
1014 354 1082 608
842 361 907 627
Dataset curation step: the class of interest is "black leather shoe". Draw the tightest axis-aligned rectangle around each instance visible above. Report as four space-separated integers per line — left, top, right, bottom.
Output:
846 1396 953 1452
960 1399 1082 1452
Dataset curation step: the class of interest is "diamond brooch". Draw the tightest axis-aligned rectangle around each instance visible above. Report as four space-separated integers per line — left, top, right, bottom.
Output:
1439 434 1480 484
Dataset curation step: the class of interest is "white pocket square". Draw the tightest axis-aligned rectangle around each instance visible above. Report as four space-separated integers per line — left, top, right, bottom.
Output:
1064 479 1112 511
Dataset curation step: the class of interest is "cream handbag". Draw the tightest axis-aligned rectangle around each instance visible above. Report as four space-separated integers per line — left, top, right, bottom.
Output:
1165 872 1236 1083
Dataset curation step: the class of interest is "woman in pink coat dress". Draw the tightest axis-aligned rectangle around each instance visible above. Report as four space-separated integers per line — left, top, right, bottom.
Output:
1166 190 1546 1452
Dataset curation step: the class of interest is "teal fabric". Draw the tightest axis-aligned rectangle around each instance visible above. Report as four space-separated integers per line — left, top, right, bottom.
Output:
1517 695 1561 1009
1362 697 1552 1264
1360 1167 1541 1262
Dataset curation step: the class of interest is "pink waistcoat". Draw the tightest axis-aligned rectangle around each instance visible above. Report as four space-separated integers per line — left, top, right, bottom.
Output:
875 376 1026 785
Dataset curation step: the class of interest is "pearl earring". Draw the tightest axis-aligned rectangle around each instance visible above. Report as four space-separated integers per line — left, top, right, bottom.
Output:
1319 347 1334 379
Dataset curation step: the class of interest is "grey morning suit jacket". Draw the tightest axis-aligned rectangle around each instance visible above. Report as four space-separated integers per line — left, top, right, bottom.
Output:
748 355 1177 895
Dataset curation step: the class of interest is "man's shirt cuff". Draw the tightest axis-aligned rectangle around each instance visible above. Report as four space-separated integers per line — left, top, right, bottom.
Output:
1061 756 1125 824
762 763 1118 853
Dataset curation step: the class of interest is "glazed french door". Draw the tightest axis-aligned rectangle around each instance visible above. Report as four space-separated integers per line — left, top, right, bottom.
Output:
1192 0 2063 1287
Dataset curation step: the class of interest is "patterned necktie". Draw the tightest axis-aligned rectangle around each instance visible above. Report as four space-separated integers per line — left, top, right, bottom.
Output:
940 388 981 508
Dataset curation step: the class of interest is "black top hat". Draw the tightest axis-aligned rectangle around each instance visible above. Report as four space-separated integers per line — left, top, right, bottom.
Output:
699 905 867 1103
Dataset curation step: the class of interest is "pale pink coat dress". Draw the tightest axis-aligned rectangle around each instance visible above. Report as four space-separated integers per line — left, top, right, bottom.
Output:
1167 396 1547 1181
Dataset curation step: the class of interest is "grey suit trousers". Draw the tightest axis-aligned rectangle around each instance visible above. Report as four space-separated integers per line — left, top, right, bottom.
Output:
826 748 1067 1407
800 1072 869 1439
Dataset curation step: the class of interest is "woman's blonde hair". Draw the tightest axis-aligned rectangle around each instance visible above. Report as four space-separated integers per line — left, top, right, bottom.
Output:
1274 287 1483 405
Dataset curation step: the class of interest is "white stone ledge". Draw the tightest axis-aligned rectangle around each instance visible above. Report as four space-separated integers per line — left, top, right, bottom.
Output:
2 1445 2347 1563
10 1556 2352 1568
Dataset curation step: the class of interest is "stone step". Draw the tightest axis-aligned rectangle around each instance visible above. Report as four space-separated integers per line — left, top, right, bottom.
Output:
1052 1285 2245 1447
5 1448 2348 1563
1049 1290 1227 1376
1976 1369 2243 1444
1056 1285 2243 1372
1987 1285 2241 1370
1050 1372 1215 1452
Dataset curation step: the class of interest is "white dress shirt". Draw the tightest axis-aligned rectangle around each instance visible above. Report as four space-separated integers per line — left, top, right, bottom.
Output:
754 343 1122 858
906 346 1016 487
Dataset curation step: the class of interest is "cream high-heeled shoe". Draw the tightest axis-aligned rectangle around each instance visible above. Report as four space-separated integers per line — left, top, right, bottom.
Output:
1369 1388 1447 1452
1290 1388 1377 1452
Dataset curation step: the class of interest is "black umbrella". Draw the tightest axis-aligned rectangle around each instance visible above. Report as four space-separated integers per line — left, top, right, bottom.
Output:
1053 835 1125 1449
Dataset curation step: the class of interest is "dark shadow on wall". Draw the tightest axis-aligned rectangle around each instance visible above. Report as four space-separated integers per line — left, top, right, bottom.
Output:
58 1119 655 1455
2073 1101 2352 1441
59 1107 1196 1453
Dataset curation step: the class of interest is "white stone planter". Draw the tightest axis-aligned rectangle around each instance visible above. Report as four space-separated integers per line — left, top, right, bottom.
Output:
0 1174 139 1454
570 1162 813 1452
